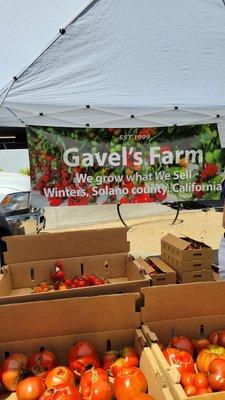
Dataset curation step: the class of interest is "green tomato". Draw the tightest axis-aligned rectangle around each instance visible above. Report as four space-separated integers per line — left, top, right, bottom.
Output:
209 143 215 152
212 129 218 139
211 175 223 184
213 149 221 162
205 151 214 164
114 144 122 152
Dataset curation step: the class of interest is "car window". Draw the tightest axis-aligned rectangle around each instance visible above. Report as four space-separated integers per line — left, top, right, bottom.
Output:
0 141 27 149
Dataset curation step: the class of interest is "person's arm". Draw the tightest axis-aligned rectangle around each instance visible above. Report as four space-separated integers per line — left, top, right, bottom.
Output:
222 180 225 228
223 204 225 229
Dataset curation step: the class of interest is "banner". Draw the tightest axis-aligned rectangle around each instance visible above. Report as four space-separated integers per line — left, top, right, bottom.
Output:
27 125 224 207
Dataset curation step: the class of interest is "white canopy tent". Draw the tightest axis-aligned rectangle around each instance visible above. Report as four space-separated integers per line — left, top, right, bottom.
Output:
0 0 88 126
1 0 225 128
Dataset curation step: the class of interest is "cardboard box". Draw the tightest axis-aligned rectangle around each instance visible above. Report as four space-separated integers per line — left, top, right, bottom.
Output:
141 282 225 400
161 234 213 283
162 250 212 273
0 293 173 400
176 268 214 283
0 228 151 304
136 256 176 286
161 234 213 261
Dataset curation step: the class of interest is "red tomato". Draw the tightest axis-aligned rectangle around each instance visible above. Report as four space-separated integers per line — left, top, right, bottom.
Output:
76 278 89 288
180 372 195 387
87 274 105 286
28 350 56 379
68 342 100 379
197 387 213 395
193 373 209 390
40 384 81 400
16 377 46 400
69 355 100 380
68 342 98 362
163 349 195 374
126 394 154 400
183 385 197 397
192 338 210 355
169 337 194 357
208 331 219 345
110 347 139 377
79 368 112 400
64 278 73 288
218 331 225 347
1 353 28 391
208 358 225 392
55 270 65 281
102 350 118 373
114 367 147 400
45 367 75 388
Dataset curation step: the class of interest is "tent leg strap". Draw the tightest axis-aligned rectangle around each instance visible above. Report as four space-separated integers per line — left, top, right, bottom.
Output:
116 204 128 227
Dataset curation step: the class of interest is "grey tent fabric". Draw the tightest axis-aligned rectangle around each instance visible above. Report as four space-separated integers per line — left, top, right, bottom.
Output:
1 0 225 128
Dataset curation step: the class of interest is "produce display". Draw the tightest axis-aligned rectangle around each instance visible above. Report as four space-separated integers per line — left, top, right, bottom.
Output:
0 341 154 400
27 124 224 207
160 329 225 396
32 261 107 293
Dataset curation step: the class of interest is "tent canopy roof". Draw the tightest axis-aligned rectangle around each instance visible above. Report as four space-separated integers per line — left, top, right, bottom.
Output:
1 0 225 127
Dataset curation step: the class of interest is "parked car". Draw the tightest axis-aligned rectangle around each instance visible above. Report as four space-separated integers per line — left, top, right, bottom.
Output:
0 171 45 236
0 128 45 236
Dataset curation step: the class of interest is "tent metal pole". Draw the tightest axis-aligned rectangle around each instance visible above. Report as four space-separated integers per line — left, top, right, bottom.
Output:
116 204 128 227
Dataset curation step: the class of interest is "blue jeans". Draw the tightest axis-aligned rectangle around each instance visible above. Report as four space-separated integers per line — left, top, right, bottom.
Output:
218 235 225 280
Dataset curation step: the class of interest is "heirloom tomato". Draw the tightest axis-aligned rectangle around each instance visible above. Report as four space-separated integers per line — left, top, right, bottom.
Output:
196 346 225 373
68 342 100 379
79 368 112 400
163 349 195 374
16 377 46 400
28 350 56 379
218 331 225 347
208 358 225 392
45 367 74 388
40 384 81 400
1 353 28 391
114 367 147 400
168 336 194 357
110 347 139 377
208 331 219 345
102 350 118 372
192 338 210 354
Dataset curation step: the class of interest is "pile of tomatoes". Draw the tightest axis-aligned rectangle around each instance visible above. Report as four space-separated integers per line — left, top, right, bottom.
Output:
161 329 225 396
33 261 107 293
0 341 154 400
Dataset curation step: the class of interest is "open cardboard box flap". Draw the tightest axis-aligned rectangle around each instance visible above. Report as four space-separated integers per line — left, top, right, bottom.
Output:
0 292 140 343
141 281 225 324
161 234 189 251
2 227 129 264
144 257 175 274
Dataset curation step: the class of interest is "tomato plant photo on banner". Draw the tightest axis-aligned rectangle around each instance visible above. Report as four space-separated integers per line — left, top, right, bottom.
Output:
26 125 224 207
